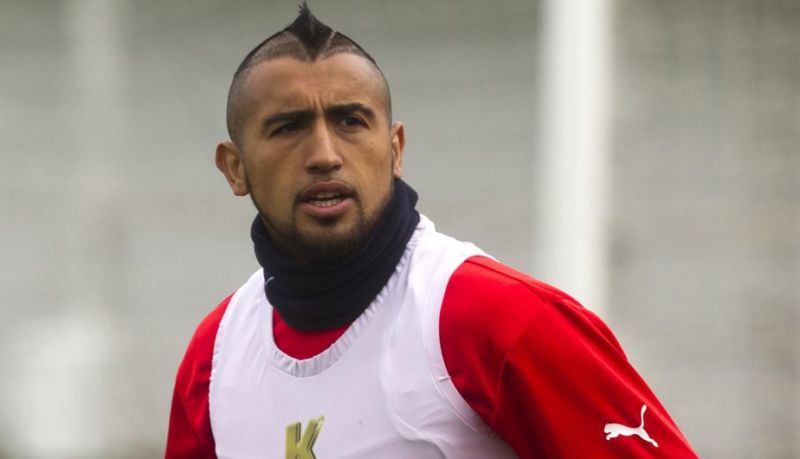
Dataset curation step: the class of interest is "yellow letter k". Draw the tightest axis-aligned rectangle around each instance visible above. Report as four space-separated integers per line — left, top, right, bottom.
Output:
285 416 325 459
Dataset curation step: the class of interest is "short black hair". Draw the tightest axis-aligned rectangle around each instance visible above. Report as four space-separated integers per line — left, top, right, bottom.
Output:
226 2 391 146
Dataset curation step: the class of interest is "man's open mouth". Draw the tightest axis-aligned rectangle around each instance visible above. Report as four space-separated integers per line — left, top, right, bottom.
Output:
299 182 355 215
308 191 345 207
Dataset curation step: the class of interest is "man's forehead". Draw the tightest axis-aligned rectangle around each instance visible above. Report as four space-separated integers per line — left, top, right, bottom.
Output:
244 54 384 104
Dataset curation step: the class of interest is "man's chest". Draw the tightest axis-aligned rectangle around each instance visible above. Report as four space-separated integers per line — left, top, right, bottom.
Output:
208 280 462 458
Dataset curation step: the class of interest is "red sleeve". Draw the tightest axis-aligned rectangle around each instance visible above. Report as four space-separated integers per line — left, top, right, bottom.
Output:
440 257 697 458
165 296 231 459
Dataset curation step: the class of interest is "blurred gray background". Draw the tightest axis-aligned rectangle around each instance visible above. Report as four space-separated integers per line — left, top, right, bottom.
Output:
1 0 798 457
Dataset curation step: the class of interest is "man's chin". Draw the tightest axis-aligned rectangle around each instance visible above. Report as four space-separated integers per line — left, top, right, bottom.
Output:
296 235 361 264
292 219 367 264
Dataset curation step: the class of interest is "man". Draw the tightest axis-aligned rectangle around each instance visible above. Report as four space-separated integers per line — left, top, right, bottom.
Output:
167 5 697 458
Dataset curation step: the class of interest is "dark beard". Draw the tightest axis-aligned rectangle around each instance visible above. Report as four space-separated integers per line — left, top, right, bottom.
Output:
249 181 394 265
260 209 369 265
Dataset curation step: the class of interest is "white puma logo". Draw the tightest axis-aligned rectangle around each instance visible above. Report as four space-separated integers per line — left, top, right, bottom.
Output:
604 404 658 448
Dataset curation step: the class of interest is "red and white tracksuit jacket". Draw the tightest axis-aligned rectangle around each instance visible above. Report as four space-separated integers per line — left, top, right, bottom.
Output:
166 216 697 458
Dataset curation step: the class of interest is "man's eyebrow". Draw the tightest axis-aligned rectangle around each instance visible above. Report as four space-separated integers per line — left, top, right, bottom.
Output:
261 109 314 131
326 103 376 120
261 103 376 132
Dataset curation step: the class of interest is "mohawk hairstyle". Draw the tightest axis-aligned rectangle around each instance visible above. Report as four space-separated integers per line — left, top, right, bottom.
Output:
226 2 391 145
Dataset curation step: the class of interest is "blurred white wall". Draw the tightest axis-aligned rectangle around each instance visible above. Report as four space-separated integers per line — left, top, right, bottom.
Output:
0 0 797 457
611 2 799 457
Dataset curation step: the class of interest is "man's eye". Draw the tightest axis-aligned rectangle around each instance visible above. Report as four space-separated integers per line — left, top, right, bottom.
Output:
340 116 364 128
273 122 302 136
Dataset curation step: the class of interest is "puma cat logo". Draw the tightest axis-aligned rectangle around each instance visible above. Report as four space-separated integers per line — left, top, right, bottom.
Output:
604 405 658 448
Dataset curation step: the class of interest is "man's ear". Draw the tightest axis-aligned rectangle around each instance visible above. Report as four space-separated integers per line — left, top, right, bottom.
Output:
390 121 405 178
215 141 249 196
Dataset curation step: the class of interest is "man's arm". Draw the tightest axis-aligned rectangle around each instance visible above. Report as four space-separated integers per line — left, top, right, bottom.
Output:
165 296 231 459
440 257 697 458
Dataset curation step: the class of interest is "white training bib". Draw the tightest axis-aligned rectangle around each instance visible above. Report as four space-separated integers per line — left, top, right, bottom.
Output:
209 216 516 458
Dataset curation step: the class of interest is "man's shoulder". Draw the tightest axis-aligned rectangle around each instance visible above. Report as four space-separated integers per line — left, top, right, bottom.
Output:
440 255 623 361
181 295 233 363
195 295 232 340
193 269 264 331
447 255 579 309
440 256 583 352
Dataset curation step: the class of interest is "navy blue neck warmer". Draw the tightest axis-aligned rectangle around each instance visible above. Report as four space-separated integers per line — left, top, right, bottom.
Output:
251 179 420 331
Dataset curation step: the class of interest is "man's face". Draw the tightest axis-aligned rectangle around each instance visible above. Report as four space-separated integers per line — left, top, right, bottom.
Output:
217 53 404 263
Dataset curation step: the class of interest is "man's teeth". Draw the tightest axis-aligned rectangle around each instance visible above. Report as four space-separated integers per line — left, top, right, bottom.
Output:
309 193 343 207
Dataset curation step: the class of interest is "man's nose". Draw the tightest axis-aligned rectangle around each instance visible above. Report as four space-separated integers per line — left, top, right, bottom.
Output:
304 123 343 174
